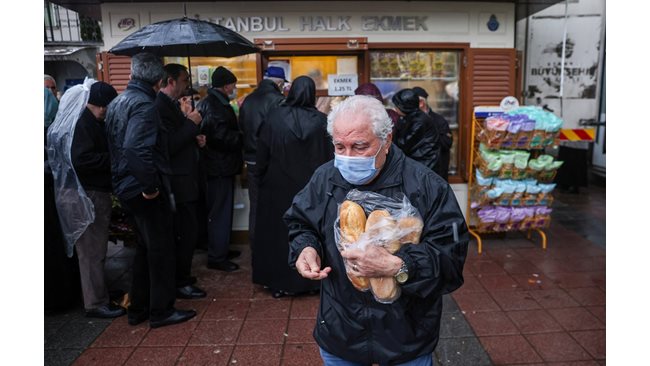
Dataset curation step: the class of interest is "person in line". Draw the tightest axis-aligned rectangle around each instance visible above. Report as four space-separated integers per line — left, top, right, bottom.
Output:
391 88 441 173
45 74 59 132
252 76 333 298
69 81 125 318
354 82 400 127
238 66 286 252
105 52 196 328
196 66 243 272
412 86 453 181
284 95 468 365
155 63 207 300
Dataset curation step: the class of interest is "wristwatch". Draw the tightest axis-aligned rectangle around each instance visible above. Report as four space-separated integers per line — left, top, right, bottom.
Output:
395 261 409 284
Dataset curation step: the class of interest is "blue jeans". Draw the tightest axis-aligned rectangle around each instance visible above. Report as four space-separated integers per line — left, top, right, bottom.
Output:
319 347 433 366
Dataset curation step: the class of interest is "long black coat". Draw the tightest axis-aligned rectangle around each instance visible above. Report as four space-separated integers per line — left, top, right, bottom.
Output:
283 145 468 365
196 88 243 177
394 110 440 173
155 92 200 203
239 79 285 163
428 110 453 181
252 76 333 293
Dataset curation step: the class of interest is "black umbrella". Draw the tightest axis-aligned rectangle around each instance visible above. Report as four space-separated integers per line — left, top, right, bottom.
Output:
109 17 258 57
109 16 259 89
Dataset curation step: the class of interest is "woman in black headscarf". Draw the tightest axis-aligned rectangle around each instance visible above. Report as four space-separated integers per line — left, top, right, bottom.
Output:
252 76 334 298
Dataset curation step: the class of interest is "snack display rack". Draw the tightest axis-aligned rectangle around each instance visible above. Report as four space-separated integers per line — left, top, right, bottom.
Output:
467 106 563 254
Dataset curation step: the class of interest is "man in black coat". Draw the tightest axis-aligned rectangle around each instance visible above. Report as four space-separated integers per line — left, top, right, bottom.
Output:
391 88 441 173
155 63 206 300
284 95 468 365
106 52 196 328
196 66 243 272
413 86 453 181
69 81 124 318
238 67 286 250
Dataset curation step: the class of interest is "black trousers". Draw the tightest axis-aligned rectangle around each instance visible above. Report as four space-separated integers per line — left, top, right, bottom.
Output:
206 176 234 263
246 164 259 250
121 193 176 321
174 201 198 287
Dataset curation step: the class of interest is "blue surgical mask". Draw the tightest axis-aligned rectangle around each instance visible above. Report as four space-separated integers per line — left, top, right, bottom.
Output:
334 143 384 185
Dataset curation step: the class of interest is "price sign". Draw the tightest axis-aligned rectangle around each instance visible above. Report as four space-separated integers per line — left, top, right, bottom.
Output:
328 74 358 96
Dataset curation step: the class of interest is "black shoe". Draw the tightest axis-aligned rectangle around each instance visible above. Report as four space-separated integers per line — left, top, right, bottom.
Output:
176 285 207 299
85 304 126 319
150 309 196 329
127 310 149 326
228 249 241 259
207 260 239 272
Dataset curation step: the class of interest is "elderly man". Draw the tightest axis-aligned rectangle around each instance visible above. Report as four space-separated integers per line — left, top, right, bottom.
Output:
106 52 195 328
70 81 124 318
284 95 468 365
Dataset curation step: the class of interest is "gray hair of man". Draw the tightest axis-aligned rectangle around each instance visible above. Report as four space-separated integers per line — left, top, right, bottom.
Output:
44 74 56 83
130 52 165 85
326 95 393 142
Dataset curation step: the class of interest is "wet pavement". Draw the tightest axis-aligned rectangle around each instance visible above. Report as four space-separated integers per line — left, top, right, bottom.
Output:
44 180 605 365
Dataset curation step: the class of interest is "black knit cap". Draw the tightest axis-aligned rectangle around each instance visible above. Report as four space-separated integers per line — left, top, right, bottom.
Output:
391 89 420 114
211 66 237 88
412 86 429 99
88 81 118 107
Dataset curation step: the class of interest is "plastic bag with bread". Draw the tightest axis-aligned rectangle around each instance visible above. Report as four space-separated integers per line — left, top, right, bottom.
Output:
334 189 424 303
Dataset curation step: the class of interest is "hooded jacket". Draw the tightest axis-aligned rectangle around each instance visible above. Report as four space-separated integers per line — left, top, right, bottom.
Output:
196 88 243 177
239 79 285 163
252 76 333 292
283 145 468 365
105 79 171 200
394 110 441 172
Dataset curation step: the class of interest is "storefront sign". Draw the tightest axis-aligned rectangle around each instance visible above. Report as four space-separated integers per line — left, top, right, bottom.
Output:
328 74 358 96
207 15 429 33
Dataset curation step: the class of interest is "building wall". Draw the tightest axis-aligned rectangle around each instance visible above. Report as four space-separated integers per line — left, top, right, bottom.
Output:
100 1 515 51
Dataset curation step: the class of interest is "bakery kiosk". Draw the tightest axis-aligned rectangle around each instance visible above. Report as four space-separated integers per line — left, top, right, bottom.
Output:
98 1 522 235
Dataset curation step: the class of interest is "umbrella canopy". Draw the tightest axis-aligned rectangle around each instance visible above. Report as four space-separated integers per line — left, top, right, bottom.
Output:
109 17 259 57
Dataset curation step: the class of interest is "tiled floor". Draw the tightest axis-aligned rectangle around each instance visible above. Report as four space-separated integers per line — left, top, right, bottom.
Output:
44 181 605 366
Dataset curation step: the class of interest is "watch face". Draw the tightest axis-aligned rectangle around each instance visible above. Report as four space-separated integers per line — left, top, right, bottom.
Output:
395 271 408 284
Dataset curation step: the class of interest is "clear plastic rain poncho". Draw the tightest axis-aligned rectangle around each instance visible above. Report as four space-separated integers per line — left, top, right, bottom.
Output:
46 78 97 257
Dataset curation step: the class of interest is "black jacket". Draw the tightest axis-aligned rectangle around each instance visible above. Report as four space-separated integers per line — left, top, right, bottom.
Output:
283 145 468 365
155 92 200 203
428 110 452 181
105 79 171 201
239 79 285 163
196 88 243 177
394 110 440 172
71 108 112 192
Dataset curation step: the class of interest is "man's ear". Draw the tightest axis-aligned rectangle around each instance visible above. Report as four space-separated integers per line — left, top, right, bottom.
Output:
385 133 393 154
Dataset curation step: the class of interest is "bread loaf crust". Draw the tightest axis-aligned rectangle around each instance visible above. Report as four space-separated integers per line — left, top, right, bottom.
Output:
340 200 370 291
340 200 366 243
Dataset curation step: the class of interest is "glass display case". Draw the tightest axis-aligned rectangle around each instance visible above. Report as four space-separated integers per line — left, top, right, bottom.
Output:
370 50 461 176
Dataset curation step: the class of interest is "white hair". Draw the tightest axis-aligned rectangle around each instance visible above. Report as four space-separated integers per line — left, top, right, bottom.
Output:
327 95 393 141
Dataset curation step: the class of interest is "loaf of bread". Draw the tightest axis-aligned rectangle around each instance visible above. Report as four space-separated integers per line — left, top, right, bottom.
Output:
369 276 400 303
340 200 370 291
366 209 401 254
397 216 423 244
340 200 366 244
